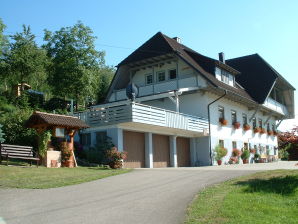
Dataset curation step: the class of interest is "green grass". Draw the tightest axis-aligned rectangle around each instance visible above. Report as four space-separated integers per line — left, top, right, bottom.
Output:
0 163 131 189
185 170 298 224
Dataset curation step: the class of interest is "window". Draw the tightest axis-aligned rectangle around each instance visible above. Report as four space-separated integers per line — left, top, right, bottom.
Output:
219 140 224 147
145 74 153 85
221 70 229 84
157 71 166 82
272 123 276 131
231 110 237 123
242 114 247 125
168 69 177 80
218 106 225 119
267 123 270 131
252 117 257 128
96 131 107 145
55 128 65 137
232 141 237 149
258 119 263 128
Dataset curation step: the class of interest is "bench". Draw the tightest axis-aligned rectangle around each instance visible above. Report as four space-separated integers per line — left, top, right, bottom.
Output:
0 144 40 167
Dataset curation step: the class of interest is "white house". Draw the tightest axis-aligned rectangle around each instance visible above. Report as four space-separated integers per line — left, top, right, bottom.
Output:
76 32 295 168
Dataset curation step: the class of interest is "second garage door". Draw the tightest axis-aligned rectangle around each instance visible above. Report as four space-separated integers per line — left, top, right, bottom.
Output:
177 137 190 167
153 134 170 168
123 131 145 168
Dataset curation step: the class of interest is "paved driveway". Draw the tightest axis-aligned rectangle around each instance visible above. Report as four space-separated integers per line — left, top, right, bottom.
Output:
0 161 297 224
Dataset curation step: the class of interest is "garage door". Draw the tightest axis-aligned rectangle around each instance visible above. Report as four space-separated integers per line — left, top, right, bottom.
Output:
177 137 190 167
123 131 145 168
153 134 170 168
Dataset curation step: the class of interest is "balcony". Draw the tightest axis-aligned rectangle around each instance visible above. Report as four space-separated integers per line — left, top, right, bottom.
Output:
109 76 199 102
75 102 209 137
263 97 288 116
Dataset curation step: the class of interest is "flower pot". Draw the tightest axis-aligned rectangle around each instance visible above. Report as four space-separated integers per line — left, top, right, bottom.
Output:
217 160 222 165
243 159 249 164
219 118 228 126
243 124 251 131
233 122 241 129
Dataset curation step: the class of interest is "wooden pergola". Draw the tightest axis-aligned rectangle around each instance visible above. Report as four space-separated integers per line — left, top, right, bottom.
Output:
26 111 89 167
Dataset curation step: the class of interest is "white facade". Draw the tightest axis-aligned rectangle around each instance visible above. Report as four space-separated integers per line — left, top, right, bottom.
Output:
76 52 290 167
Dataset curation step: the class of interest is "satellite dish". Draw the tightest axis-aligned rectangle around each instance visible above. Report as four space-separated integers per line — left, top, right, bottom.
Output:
126 83 138 101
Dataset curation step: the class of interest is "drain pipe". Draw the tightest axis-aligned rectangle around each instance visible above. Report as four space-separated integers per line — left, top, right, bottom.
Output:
207 90 227 166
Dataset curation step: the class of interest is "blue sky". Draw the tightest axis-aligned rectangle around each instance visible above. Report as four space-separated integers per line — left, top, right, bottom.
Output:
2 0 298 130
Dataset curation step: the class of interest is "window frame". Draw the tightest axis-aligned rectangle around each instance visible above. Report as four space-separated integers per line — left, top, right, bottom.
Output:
242 113 248 125
145 73 154 85
231 110 237 123
156 70 166 83
168 69 177 80
232 141 237 149
218 106 225 119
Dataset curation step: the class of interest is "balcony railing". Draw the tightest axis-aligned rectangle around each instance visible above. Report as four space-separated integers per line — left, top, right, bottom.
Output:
109 76 199 102
263 97 288 116
75 102 209 133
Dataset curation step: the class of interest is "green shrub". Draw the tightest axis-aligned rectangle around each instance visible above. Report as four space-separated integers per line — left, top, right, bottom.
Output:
241 149 250 160
214 145 228 161
0 109 37 148
0 124 5 143
38 130 52 158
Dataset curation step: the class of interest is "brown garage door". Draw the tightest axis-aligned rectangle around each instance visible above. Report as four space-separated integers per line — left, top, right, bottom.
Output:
177 137 190 167
153 134 170 168
123 131 145 168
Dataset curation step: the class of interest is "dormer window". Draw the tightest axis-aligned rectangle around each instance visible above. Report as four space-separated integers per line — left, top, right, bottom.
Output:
157 71 166 82
215 67 235 87
169 69 177 80
145 74 153 85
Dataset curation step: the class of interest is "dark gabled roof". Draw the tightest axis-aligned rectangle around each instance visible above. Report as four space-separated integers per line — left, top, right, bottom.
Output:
226 54 295 104
115 32 254 102
26 111 89 129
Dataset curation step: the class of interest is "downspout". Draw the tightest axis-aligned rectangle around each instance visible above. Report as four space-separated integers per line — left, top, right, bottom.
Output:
207 90 227 166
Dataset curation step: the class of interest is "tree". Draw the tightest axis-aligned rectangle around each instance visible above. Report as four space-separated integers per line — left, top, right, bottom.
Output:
3 25 50 93
97 66 114 103
278 127 298 160
0 18 9 91
0 124 5 143
44 21 106 109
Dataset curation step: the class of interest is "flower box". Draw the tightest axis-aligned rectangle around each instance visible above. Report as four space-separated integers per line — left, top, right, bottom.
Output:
267 130 273 136
254 127 261 133
233 122 241 129
273 131 278 136
260 128 266 134
243 124 251 131
219 118 228 126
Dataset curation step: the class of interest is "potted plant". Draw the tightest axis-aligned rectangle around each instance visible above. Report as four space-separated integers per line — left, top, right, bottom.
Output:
106 147 127 169
219 118 228 126
61 142 72 167
241 149 250 164
260 128 266 134
254 153 260 163
233 121 241 129
243 124 251 131
254 127 261 133
214 145 227 165
267 130 273 136
232 148 241 157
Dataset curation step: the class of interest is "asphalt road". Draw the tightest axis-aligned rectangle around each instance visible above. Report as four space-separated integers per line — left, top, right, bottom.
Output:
0 162 296 224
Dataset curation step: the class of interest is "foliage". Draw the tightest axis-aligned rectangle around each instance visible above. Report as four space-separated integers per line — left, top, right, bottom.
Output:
0 124 5 143
44 21 106 108
106 147 127 169
2 25 50 93
254 153 260 161
241 149 250 160
214 145 227 161
0 165 131 189
232 148 241 157
60 141 71 163
185 170 298 224
0 109 37 148
278 127 298 160
38 130 52 158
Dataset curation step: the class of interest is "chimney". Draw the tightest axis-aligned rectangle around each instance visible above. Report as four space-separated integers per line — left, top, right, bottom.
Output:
219 52 225 64
173 37 181 44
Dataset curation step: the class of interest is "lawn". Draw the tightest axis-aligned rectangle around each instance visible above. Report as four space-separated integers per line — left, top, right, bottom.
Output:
185 170 298 224
0 164 131 189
